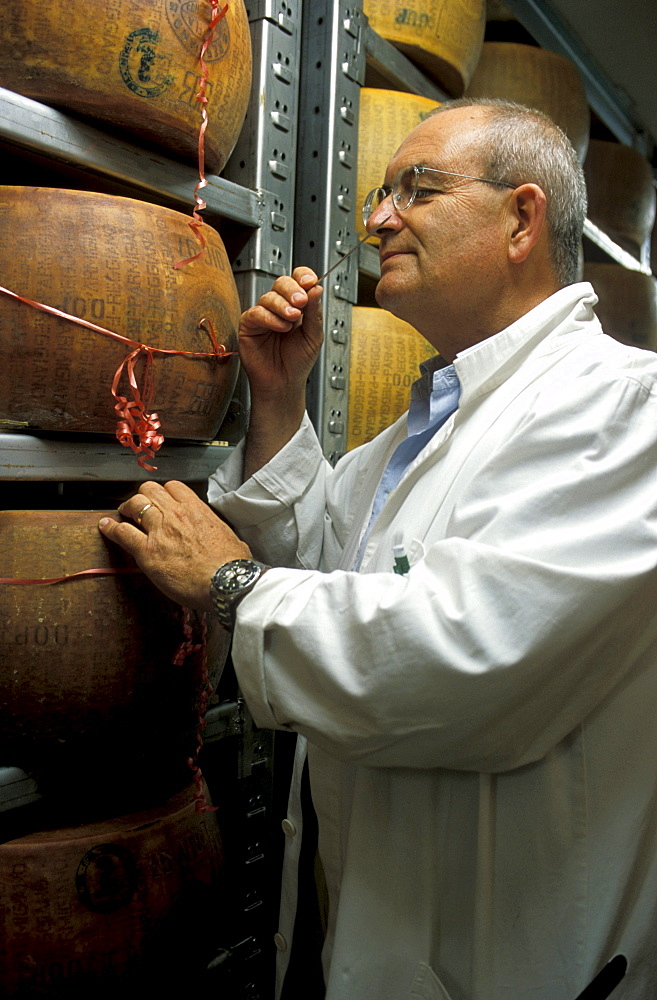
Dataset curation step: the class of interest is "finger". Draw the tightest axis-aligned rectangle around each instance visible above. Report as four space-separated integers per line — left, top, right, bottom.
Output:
98 515 149 557
117 492 164 526
161 480 201 504
240 301 298 335
292 267 319 289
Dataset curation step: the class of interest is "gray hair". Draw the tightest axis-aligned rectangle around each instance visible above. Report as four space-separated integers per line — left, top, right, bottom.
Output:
427 98 587 287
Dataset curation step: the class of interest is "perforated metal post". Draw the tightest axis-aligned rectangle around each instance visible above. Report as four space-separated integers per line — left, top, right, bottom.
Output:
294 1 366 462
224 0 303 306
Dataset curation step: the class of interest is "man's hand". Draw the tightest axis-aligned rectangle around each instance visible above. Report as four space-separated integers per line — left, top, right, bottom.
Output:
238 266 324 398
239 266 324 479
98 480 252 611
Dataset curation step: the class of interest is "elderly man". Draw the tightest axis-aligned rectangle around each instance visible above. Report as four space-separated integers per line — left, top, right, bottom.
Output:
100 99 657 1000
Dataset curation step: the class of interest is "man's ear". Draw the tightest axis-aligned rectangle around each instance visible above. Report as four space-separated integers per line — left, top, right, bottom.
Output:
507 183 548 264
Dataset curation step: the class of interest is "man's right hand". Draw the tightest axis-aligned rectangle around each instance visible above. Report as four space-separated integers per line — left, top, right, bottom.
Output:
238 266 324 399
238 267 324 479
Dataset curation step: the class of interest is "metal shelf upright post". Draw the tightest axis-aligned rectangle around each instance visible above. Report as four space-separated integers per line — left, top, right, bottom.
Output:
225 0 303 307
293 0 367 463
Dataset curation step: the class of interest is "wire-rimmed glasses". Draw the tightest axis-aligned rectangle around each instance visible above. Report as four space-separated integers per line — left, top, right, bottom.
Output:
362 165 517 228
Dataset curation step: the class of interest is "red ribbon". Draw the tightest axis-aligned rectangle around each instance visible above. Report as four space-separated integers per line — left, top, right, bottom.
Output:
0 284 236 471
0 567 143 585
173 608 218 813
174 1 230 270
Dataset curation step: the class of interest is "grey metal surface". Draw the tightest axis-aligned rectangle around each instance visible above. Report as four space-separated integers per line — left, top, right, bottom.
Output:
502 0 651 153
224 1 302 281
0 434 233 482
0 767 40 812
203 700 244 743
295 0 367 462
583 219 652 274
0 87 263 228
359 241 381 280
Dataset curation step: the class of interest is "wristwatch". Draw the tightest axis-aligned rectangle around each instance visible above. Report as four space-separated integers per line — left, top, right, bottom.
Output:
210 559 270 632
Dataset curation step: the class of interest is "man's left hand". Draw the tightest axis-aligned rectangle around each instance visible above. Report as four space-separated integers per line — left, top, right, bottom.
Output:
99 480 252 611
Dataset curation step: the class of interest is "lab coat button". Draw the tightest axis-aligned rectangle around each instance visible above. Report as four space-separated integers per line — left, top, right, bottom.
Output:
274 932 288 952
281 818 296 837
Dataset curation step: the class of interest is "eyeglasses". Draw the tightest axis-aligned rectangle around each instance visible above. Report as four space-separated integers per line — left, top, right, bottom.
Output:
362 164 517 227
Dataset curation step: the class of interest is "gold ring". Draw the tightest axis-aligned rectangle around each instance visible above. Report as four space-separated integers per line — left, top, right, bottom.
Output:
136 502 155 527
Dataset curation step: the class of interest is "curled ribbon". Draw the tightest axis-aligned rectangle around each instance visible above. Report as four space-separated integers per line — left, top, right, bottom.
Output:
174 0 230 270
172 608 217 813
0 284 236 471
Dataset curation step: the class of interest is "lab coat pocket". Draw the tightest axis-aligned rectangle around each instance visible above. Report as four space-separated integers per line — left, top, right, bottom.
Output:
409 962 456 1000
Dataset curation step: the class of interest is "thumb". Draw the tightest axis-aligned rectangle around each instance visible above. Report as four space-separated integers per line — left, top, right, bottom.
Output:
98 516 148 561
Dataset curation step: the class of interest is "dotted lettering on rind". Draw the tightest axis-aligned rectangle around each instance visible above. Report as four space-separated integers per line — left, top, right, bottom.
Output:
118 28 175 99
166 1 231 62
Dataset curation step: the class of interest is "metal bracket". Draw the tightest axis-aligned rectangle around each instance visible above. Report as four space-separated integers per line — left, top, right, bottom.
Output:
245 0 295 35
231 187 290 276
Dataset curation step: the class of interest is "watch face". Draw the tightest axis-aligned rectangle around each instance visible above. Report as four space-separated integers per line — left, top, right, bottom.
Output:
220 561 263 593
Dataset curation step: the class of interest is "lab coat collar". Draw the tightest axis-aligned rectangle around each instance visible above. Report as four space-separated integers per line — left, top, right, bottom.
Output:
452 282 600 406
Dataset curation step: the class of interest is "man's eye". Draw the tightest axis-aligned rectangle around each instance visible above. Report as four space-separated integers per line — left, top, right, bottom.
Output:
414 187 443 199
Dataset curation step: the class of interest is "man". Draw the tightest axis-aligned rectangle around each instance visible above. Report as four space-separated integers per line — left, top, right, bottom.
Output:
100 100 657 999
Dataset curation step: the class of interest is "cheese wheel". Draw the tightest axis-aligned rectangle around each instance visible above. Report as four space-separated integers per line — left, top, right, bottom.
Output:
0 782 223 996
584 140 657 259
0 0 252 173
585 263 657 351
357 88 440 237
363 0 486 96
0 187 241 443
347 306 435 451
0 509 230 809
465 42 590 162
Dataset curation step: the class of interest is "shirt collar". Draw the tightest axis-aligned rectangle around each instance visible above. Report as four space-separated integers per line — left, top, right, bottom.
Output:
452 282 600 405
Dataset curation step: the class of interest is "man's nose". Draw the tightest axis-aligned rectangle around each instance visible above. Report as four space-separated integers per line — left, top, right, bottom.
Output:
366 195 400 234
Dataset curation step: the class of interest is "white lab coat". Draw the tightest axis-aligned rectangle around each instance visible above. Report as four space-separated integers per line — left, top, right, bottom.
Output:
208 283 657 1000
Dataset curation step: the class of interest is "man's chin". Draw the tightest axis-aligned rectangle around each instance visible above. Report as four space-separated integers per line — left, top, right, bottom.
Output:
375 276 409 316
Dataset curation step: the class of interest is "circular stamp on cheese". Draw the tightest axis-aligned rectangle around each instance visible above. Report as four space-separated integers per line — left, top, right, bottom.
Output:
165 0 231 62
119 27 174 98
75 843 138 914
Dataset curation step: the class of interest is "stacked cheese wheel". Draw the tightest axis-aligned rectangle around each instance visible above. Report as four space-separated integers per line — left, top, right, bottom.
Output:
363 0 486 96
584 140 657 259
0 0 252 172
0 782 224 997
0 509 230 812
465 42 590 162
0 187 241 443
585 263 657 351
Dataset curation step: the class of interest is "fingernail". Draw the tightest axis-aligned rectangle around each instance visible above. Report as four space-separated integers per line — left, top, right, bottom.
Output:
291 292 305 304
285 306 298 316
98 518 110 528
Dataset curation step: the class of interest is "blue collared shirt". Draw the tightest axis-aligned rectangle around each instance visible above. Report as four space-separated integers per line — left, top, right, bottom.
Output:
354 358 461 568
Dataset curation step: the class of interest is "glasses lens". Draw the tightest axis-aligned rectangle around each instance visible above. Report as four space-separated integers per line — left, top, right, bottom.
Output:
362 186 389 226
393 166 417 212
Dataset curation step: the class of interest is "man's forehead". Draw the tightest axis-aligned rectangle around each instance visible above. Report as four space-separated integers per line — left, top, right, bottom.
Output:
388 108 488 174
